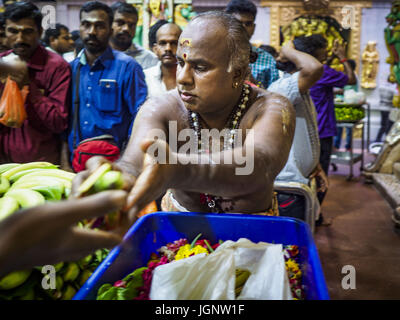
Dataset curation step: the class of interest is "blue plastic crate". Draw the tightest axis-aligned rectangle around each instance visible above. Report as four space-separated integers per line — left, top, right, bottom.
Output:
73 212 329 300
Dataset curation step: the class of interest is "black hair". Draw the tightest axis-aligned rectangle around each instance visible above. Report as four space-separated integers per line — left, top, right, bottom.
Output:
149 19 168 49
0 13 5 29
293 34 327 57
111 1 138 17
42 23 69 46
347 59 356 71
276 35 328 73
4 1 42 31
226 0 257 19
259 44 277 58
80 1 113 26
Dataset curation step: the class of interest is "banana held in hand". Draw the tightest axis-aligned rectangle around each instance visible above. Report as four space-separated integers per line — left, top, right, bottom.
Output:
93 170 124 192
0 270 32 290
5 188 45 208
0 197 19 221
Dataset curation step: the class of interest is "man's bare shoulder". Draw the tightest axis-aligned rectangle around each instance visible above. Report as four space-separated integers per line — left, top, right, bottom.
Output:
139 89 187 123
244 86 295 126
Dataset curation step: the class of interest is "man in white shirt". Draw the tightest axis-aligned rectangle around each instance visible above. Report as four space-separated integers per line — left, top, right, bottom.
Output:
144 23 181 98
268 38 328 224
110 1 158 70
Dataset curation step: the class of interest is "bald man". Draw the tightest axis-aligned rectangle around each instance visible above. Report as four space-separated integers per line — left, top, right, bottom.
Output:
144 23 182 98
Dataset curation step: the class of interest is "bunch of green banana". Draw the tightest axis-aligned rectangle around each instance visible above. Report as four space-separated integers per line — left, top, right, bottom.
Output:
0 162 76 222
0 248 110 300
335 106 365 122
38 248 109 300
234 268 251 297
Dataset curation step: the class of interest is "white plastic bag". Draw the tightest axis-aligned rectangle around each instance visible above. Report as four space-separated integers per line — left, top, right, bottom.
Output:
149 238 293 300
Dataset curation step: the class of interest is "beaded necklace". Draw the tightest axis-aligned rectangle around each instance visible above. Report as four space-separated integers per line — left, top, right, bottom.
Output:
187 84 251 213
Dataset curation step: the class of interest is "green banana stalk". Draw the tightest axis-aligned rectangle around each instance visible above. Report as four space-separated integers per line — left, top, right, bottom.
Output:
0 163 19 175
62 262 80 282
0 270 32 290
0 175 10 195
0 197 19 221
5 189 45 208
93 170 123 192
8 167 59 183
1 162 55 180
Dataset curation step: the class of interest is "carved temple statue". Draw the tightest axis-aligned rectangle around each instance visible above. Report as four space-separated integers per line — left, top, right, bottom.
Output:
384 0 400 106
361 41 380 89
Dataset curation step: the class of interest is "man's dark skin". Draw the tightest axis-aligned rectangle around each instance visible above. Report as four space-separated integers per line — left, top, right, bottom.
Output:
0 17 41 89
49 27 74 55
60 8 113 171
80 9 111 66
110 10 137 52
73 16 295 224
153 23 182 91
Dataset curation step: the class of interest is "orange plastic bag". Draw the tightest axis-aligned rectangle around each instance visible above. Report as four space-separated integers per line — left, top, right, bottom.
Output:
0 76 29 128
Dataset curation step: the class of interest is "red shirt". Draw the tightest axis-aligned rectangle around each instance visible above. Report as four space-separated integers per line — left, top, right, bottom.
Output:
0 45 71 164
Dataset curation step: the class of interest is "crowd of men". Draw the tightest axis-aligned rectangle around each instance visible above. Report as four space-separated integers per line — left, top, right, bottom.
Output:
0 0 357 272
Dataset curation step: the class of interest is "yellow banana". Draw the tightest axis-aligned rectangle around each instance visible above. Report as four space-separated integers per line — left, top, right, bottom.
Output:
61 284 77 300
77 163 111 196
0 163 19 174
93 170 123 192
11 176 71 191
1 162 55 180
235 269 251 289
14 169 75 183
5 189 45 208
0 197 19 221
0 270 32 290
0 175 10 194
9 167 58 183
62 262 80 282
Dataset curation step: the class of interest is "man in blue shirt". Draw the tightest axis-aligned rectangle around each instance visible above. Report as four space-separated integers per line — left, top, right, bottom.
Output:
63 1 147 169
226 0 279 89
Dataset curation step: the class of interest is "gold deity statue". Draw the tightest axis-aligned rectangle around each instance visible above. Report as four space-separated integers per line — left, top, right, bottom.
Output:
361 41 380 89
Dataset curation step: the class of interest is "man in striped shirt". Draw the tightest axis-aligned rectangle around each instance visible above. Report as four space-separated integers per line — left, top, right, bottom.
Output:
226 0 279 89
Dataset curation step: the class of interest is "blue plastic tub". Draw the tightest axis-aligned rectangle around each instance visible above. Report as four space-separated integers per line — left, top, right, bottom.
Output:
73 211 329 300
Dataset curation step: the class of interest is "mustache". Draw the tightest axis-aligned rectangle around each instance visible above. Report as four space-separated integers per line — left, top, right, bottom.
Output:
116 32 130 37
276 60 296 73
83 36 99 43
162 52 175 58
14 43 30 49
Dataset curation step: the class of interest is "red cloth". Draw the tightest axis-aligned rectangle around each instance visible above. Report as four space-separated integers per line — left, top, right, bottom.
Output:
72 139 120 173
0 45 71 164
